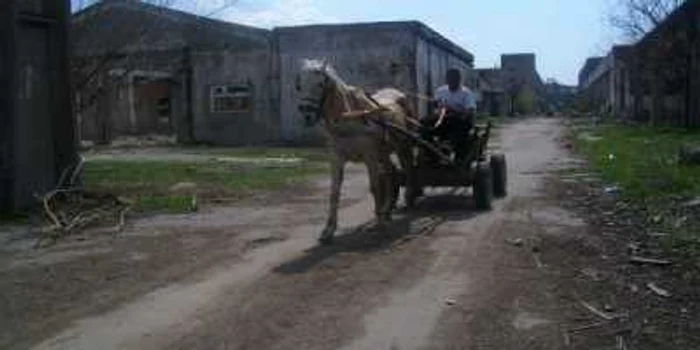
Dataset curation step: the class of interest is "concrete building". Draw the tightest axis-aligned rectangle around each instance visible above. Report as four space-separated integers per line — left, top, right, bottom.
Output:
0 0 76 212
473 53 546 116
578 0 700 128
626 0 700 127
273 22 474 143
501 53 546 115
577 46 632 117
474 68 506 116
73 1 475 145
72 0 272 145
544 80 577 114
579 45 631 118
578 57 603 89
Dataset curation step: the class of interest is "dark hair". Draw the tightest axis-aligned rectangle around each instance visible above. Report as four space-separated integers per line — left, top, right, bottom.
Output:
446 68 461 79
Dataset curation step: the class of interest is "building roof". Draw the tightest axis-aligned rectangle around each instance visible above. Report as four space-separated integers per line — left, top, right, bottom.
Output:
275 21 474 65
72 0 270 56
74 0 269 38
578 56 603 87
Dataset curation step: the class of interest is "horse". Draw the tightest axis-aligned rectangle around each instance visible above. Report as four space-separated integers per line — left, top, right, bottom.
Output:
295 59 418 245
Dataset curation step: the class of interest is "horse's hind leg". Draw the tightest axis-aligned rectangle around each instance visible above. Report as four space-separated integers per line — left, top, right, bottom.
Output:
377 154 396 225
397 146 416 208
320 158 344 245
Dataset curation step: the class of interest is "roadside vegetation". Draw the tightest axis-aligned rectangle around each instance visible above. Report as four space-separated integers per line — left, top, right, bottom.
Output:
83 148 329 214
570 120 700 258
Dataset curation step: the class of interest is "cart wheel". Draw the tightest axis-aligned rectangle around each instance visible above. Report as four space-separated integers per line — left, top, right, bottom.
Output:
490 153 507 198
473 161 493 211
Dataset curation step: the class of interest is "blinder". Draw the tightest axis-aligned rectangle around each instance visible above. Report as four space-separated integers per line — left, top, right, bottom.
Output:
298 76 330 127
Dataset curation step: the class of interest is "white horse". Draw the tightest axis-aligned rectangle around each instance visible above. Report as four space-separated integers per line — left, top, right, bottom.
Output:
296 59 418 245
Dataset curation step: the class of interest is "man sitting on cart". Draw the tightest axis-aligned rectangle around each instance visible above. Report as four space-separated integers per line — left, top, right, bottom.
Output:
423 68 477 163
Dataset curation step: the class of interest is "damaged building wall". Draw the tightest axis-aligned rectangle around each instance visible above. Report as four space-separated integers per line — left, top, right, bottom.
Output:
0 0 76 212
275 21 474 144
275 23 417 144
72 0 271 144
190 49 278 145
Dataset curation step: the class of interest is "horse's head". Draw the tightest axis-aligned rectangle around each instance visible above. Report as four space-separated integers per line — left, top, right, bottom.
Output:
296 59 331 127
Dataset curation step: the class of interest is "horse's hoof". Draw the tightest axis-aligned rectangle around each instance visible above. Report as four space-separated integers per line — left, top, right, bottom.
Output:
318 235 334 245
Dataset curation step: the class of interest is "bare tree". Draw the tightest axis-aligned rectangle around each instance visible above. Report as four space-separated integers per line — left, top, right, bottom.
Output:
610 0 684 40
71 0 238 143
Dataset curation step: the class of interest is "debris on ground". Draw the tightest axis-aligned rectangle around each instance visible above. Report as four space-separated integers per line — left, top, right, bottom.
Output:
169 182 199 194
444 298 457 306
579 300 625 321
507 238 524 247
646 283 672 298
532 253 544 268
36 157 131 247
647 232 669 238
680 197 700 208
630 256 672 266
678 144 700 165
604 186 620 194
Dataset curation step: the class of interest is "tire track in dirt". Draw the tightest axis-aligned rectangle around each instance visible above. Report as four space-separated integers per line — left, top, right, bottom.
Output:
29 118 580 350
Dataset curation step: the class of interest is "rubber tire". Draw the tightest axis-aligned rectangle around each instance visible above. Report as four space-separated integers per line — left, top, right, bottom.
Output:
490 153 507 198
473 161 493 211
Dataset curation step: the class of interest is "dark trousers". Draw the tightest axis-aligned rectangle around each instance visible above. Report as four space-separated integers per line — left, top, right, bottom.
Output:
422 114 472 163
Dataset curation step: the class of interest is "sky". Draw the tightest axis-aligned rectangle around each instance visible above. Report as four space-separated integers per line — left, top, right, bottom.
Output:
216 0 626 85
75 0 626 85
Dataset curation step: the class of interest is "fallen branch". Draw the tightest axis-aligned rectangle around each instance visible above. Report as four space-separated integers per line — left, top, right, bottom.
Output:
579 300 624 321
647 282 672 297
35 158 131 246
567 321 609 333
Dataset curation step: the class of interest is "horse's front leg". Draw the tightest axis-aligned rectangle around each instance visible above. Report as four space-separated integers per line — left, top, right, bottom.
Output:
378 155 395 222
320 157 345 245
398 146 416 208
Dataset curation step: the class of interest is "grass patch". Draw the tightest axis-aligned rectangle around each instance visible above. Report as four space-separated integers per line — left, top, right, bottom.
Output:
572 123 700 251
83 160 327 213
573 125 700 202
182 147 330 162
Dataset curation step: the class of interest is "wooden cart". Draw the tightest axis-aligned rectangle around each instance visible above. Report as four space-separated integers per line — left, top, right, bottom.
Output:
389 121 508 210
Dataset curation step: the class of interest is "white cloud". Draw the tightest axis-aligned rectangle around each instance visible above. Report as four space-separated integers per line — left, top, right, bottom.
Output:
221 0 337 28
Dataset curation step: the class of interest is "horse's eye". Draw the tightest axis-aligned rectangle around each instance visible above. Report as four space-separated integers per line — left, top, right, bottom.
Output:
295 75 301 92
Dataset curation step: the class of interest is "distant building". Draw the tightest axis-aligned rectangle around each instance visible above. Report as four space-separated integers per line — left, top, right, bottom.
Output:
474 68 506 116
73 1 475 145
577 1 700 127
0 0 76 212
474 53 546 116
544 80 577 113
578 57 603 89
626 0 700 127
577 46 632 117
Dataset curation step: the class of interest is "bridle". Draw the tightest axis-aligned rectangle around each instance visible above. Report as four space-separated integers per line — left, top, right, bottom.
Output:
298 72 331 127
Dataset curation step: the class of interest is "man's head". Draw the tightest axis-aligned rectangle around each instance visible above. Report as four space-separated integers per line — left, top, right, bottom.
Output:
446 68 461 91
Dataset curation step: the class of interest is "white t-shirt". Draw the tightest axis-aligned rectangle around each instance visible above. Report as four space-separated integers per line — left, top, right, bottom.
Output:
434 85 477 113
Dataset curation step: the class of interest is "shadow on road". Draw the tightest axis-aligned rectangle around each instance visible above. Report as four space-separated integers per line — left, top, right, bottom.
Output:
273 190 483 275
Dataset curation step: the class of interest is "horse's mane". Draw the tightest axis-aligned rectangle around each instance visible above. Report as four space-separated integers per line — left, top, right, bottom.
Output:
301 59 349 90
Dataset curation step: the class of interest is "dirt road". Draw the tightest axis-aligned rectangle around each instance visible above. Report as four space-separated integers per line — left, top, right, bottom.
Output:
2 118 592 349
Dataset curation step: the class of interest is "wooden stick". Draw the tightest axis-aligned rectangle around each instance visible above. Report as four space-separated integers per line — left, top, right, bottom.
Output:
579 300 618 320
630 256 672 265
369 118 453 164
